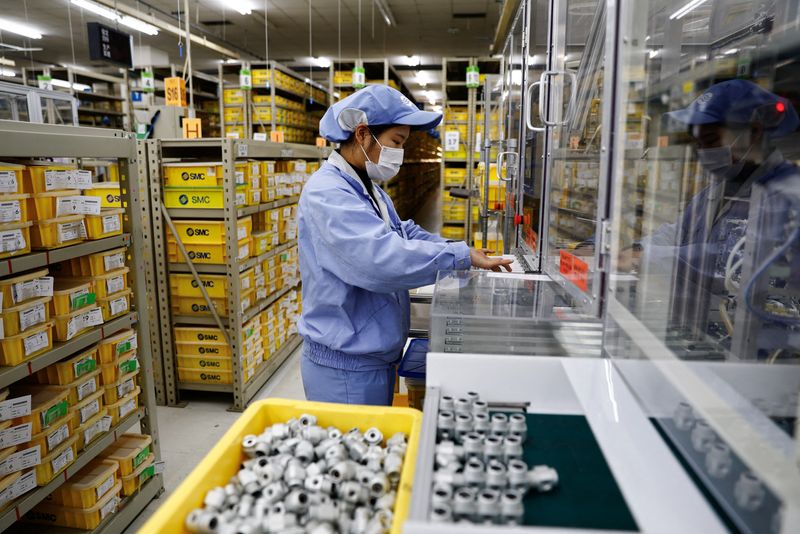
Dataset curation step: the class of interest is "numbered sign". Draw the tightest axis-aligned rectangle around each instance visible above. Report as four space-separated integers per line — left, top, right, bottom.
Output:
444 131 460 152
164 77 186 107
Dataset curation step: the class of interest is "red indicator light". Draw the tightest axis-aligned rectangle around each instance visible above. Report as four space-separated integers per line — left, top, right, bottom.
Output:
776 101 785 113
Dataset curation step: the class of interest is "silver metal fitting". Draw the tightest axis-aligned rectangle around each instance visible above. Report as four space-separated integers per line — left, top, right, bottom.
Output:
509 413 527 434
368 472 390 497
327 427 343 439
186 509 221 534
472 400 489 415
364 428 383 446
269 423 290 441
452 487 475 519
345 438 369 462
374 491 396 511
339 481 368 505
356 467 376 486
384 453 403 485
705 442 732 479
262 481 288 505
263 509 298 532
673 401 695 431
324 443 347 464
462 433 484 458
314 438 340 458
306 459 327 478
431 503 453 523
490 413 509 435
436 440 465 459
464 457 486 487
277 437 301 455
238 469 261 495
284 489 310 514
388 442 407 459
330 460 357 482
435 453 462 473
439 395 455 412
454 412 474 439
363 445 385 472
365 510 392 534
483 435 503 462
473 413 490 433
308 522 336 534
507 459 528 489
386 432 406 449
203 487 226 510
237 494 254 517
454 397 473 414
432 471 465 487
734 471 765 511
304 474 335 495
528 465 559 492
477 489 500 522
500 491 524 524
486 460 508 489
294 440 315 463
466 391 481 404
299 414 317 427
309 501 339 523
691 419 716 453
503 435 523 461
302 425 329 445
254 440 271 458
284 460 307 488
242 435 259 458
431 483 453 506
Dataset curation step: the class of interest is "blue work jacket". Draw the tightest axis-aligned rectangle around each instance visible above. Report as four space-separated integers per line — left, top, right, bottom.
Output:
297 151 471 371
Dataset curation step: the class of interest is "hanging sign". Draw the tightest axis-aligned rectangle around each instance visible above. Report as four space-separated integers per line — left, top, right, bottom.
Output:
315 137 327 148
240 69 252 90
37 75 52 91
444 131 460 153
182 118 202 139
164 77 186 107
466 66 480 88
270 131 285 143
140 71 155 93
352 67 365 89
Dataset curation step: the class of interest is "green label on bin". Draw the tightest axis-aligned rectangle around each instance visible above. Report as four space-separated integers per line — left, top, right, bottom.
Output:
118 358 138 374
74 357 97 377
41 400 68 427
139 465 155 484
133 446 150 468
116 341 132 355
72 292 96 309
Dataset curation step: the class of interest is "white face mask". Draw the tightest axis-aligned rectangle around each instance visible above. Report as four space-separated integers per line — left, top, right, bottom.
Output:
696 134 752 179
360 133 404 181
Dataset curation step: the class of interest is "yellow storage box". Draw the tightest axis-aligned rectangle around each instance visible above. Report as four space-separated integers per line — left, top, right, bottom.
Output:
223 89 244 105
97 328 137 364
29 417 73 457
97 288 132 321
121 452 155 497
175 340 230 358
0 320 53 366
106 386 140 426
0 162 25 194
142 399 422 534
177 367 232 385
99 350 138 386
82 266 129 299
31 215 86 249
101 433 152 477
51 279 95 315
53 306 103 342
14 385 69 436
0 194 29 224
75 407 110 450
26 480 121 528
168 217 251 245
34 433 78 485
46 368 101 407
84 182 121 208
103 368 139 405
84 246 127 276
0 295 50 337
28 190 81 221
167 237 250 264
170 273 227 299
23 164 79 194
176 354 232 371
0 221 32 259
0 268 50 307
50 459 118 508
85 209 124 240
173 326 225 343
38 345 98 385
163 186 247 209
162 162 222 187
70 388 104 428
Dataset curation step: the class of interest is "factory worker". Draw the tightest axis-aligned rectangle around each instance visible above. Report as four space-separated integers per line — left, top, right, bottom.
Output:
630 80 800 358
298 85 512 405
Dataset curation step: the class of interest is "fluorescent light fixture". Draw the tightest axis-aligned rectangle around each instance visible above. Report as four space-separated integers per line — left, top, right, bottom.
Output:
0 17 43 39
415 71 428 87
120 15 159 35
724 48 739 55
404 55 420 67
51 78 92 92
314 56 331 68
71 0 119 21
71 0 158 35
670 0 707 20
374 0 396 26
0 69 16 77
649 49 659 59
0 57 15 67
226 0 253 15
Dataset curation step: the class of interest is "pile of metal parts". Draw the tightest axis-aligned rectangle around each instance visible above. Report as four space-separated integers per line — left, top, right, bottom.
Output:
184 414 408 534
431 392 558 525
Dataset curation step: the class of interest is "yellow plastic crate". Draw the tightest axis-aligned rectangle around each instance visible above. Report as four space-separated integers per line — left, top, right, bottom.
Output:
168 217 252 245
0 295 51 337
0 320 53 366
75 407 110 450
39 345 98 385
29 416 74 457
85 209 124 240
121 452 155 497
142 399 422 534
223 106 244 122
23 164 78 194
82 267 129 299
26 480 121 528
15 386 70 435
34 433 78 485
106 386 140 426
251 231 270 256
53 306 102 342
0 221 33 259
31 215 85 249
84 246 127 276
103 368 139 405
170 294 228 316
99 350 138 386
223 89 244 105
97 328 136 364
0 193 29 224
51 279 95 316
51 459 118 508
44 368 101 407
163 186 246 209
177 367 232 385
0 162 25 194
0 268 49 307
175 340 230 358
84 183 121 208
167 237 250 265
97 288 131 321
163 162 222 187
101 433 152 477
173 326 225 343
71 388 104 428
176 354 232 371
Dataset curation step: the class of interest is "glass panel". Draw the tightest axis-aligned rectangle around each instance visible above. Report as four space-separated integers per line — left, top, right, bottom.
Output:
543 0 606 301
40 96 75 125
429 270 601 356
477 75 508 254
0 91 30 122
606 1 800 531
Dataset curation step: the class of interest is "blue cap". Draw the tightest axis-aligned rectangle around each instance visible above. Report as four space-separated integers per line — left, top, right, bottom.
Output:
319 85 443 142
666 79 798 138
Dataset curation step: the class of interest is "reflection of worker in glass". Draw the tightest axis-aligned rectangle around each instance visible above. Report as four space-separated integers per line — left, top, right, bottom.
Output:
629 80 800 357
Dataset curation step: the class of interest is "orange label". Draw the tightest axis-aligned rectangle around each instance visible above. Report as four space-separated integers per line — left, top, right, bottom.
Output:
182 118 202 139
164 77 186 107
315 137 327 147
270 130 285 143
559 250 589 292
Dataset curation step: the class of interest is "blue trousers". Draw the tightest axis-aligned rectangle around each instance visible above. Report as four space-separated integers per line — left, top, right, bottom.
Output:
301 355 396 406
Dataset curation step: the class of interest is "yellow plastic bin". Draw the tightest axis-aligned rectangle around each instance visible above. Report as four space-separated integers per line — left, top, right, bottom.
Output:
45 368 101 407
120 452 155 497
31 215 86 249
106 386 140 426
0 193 30 224
28 190 81 220
101 433 152 477
81 266 129 299
50 459 119 508
169 273 227 298
100 350 138 386
97 328 137 364
103 368 139 405
84 182 121 208
97 288 132 321
170 295 228 316
175 355 232 372
75 407 110 450
163 186 247 209
29 416 74 457
177 367 233 385
162 162 222 187
167 238 249 264
39 346 99 385
23 163 78 194
173 326 225 343
0 221 32 259
0 162 25 194
51 279 95 315
13 385 70 435
71 388 105 428
0 268 49 307
141 399 422 534
34 433 79 485
0 295 51 337
0 320 53 366
85 208 124 240
84 246 127 276
174 340 231 358
53 306 103 342
26 480 121 528
168 217 251 245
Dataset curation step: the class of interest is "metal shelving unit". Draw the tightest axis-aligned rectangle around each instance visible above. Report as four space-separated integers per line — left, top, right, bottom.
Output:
0 120 162 530
148 138 328 411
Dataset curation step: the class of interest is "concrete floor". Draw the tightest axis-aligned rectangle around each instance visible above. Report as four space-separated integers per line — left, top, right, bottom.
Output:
121 185 442 533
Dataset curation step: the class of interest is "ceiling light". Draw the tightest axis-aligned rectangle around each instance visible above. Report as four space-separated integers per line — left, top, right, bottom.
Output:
404 55 420 67
51 78 91 92
72 1 158 35
649 49 659 59
0 17 43 39
669 0 707 20
71 0 119 21
120 15 159 35
226 0 253 16
314 56 331 68
415 71 428 87
374 0 396 26
0 69 16 77
724 48 739 55
0 57 15 67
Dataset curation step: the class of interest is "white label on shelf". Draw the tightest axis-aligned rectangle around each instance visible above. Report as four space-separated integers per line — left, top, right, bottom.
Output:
237 143 248 158
154 461 165 475
0 445 41 477
257 287 267 300
102 214 121 234
106 275 125 295
444 131 460 152
44 170 71 190
0 470 36 505
19 302 46 331
100 495 119 519
51 446 74 473
0 423 32 448
104 252 126 271
66 308 104 340
109 296 128 316
96 475 115 499
100 415 112 432
235 171 245 184
237 225 248 241
71 170 94 189
80 196 102 215
241 276 251 290
85 308 104 326
117 377 135 398
119 399 136 419
83 419 104 446
0 171 18 193
11 276 53 304
80 399 100 424
0 229 25 253
0 200 21 223
23 330 48 356
236 192 246 205
282 207 291 217
77 376 97 401
295 160 307 172
47 423 70 450
58 220 85 243
0 395 31 421
56 196 82 216
253 132 267 141
238 242 250 260
251 162 260 175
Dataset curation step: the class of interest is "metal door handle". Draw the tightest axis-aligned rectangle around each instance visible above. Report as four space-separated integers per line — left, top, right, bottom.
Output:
525 81 545 133
539 70 578 127
495 151 516 182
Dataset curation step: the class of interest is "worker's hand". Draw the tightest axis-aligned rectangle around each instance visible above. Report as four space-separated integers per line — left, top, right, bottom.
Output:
470 248 513 272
